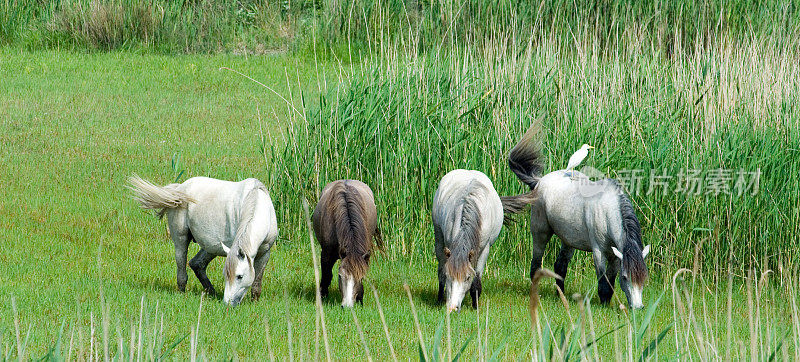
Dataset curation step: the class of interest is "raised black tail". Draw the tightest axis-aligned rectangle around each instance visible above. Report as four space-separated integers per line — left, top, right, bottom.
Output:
508 122 545 189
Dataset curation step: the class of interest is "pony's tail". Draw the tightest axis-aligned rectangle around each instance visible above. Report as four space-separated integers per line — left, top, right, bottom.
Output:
508 120 545 189
499 192 537 224
126 175 194 219
373 224 387 257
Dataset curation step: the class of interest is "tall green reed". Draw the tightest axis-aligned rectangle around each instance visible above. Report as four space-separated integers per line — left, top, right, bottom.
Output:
266 7 800 275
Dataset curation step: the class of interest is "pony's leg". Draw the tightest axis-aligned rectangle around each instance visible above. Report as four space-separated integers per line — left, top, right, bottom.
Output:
554 244 575 293
469 245 492 309
529 203 553 279
469 274 482 309
167 212 190 292
434 223 446 305
189 249 217 296
320 245 337 298
250 250 271 300
437 262 446 304
592 250 614 305
598 255 619 305
529 231 553 279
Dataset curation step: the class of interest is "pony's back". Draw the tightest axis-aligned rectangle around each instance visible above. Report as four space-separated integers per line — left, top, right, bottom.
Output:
313 180 378 252
433 170 503 250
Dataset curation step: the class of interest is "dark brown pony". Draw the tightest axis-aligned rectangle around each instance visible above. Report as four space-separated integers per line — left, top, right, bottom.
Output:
312 180 383 307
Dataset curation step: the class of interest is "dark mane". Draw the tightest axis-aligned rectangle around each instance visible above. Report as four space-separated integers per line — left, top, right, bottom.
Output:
333 181 372 280
445 183 483 281
618 193 648 285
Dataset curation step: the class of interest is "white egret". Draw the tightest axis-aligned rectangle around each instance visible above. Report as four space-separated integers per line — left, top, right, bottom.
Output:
566 144 594 177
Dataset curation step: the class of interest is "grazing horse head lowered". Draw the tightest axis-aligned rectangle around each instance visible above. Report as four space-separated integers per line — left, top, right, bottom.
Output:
313 180 383 308
128 176 278 307
433 170 505 312
223 245 256 307
506 123 652 309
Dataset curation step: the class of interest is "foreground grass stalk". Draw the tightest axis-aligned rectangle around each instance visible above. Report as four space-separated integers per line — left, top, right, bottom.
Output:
11 297 22 362
349 308 373 362
190 293 204 362
368 282 398 361
302 199 331 362
403 283 428 361
264 320 275 362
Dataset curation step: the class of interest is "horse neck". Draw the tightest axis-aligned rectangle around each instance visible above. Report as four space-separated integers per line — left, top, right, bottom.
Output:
232 223 257 257
232 187 265 258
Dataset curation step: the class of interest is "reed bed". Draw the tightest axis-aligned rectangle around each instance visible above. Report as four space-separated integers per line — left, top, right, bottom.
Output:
266 11 800 276
3 0 800 55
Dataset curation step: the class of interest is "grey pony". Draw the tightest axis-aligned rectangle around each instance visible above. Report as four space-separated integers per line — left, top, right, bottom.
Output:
507 125 651 309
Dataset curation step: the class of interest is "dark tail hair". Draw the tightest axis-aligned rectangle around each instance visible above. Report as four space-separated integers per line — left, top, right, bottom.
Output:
508 122 545 189
499 192 537 224
373 224 387 256
334 182 371 279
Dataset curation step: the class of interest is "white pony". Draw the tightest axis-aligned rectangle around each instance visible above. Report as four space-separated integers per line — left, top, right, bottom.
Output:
433 170 504 312
127 176 278 306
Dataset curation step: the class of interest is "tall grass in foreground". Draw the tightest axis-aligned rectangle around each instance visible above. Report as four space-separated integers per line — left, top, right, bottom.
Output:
265 4 800 276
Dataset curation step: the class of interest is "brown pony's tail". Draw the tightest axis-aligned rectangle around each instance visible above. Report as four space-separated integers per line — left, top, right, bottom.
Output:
508 120 545 190
373 223 387 257
499 192 537 224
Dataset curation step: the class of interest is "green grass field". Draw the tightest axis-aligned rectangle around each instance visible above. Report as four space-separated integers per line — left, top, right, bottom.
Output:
1 47 798 360
2 1 800 360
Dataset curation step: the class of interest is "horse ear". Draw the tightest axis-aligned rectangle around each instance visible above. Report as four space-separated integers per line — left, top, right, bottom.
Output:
444 247 451 258
611 247 623 260
642 245 650 258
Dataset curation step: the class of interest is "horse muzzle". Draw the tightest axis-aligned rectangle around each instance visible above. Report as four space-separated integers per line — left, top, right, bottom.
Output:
224 291 246 307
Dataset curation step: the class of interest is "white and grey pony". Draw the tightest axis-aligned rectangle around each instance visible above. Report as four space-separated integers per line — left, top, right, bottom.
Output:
433 169 534 312
507 126 651 309
127 176 278 307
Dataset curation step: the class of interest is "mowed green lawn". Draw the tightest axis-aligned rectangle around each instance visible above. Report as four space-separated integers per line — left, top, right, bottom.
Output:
0 48 795 360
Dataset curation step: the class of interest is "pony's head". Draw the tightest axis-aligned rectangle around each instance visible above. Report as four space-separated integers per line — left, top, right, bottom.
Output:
338 246 370 308
443 247 477 312
223 246 255 307
612 244 650 309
